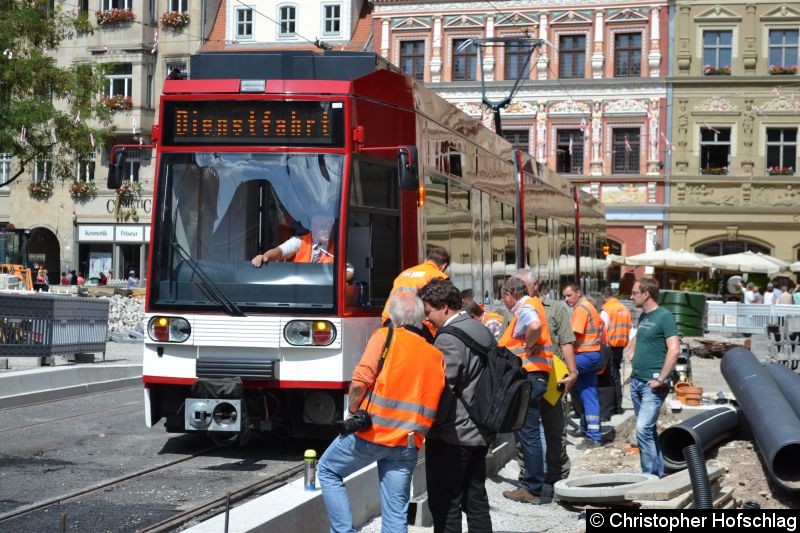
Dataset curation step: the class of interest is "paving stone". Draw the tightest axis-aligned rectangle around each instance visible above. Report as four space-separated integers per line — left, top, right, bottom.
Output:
625 466 724 501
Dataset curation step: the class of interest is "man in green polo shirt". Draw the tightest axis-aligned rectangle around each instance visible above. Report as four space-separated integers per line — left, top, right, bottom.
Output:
625 277 679 478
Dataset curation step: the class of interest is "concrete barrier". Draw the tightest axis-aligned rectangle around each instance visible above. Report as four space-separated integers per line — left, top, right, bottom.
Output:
0 364 142 408
185 434 516 533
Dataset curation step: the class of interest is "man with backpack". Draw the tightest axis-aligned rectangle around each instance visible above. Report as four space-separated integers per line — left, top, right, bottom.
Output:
498 277 556 505
418 278 496 532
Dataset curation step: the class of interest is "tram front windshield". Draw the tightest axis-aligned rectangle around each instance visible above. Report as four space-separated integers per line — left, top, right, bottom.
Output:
150 152 343 313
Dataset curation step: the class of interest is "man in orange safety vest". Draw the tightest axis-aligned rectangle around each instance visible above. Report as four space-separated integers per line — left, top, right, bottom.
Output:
600 287 632 415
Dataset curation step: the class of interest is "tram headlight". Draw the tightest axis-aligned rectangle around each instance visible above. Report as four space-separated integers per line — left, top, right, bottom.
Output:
148 316 191 343
284 320 336 346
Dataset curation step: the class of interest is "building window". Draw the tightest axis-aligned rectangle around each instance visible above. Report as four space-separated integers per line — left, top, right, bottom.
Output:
612 128 640 174
0 153 11 189
614 33 641 77
556 129 584 174
696 240 769 256
146 74 153 108
703 30 732 74
766 128 797 174
504 40 531 79
699 127 731 170
149 0 155 23
166 62 187 79
170 0 187 11
452 39 476 81
77 155 96 182
400 40 425 81
105 63 132 97
558 35 586 78
769 30 799 72
235 8 253 40
79 0 89 15
102 0 130 9
322 4 340 35
34 159 52 182
503 130 529 152
278 5 296 37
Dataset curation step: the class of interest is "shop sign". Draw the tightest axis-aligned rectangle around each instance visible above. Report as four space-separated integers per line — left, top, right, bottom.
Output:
116 226 144 242
78 225 114 242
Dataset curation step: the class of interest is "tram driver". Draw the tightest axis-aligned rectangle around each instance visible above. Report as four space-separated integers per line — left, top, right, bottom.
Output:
250 215 354 281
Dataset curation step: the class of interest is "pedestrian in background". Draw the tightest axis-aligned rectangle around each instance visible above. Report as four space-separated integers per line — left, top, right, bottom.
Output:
600 287 632 415
381 247 449 327
317 295 445 533
517 269 577 491
562 283 603 447
626 278 679 477
498 277 555 505
418 278 495 533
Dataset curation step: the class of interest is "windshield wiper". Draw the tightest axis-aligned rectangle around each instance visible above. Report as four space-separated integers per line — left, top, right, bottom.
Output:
171 241 246 317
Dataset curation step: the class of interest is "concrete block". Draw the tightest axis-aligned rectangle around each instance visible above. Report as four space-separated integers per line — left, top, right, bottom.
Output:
635 478 721 509
408 492 433 528
67 353 95 364
0 358 7 369
625 466 724 501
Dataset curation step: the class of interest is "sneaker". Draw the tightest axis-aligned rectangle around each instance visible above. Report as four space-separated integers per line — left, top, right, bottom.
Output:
503 487 542 504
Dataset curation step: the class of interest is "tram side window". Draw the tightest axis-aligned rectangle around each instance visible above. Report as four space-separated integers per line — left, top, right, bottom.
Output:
348 160 400 307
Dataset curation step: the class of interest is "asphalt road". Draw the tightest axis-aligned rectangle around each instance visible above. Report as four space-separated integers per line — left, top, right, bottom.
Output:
0 386 323 532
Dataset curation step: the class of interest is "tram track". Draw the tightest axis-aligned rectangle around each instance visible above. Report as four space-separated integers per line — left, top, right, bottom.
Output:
0 444 222 524
0 385 140 411
137 462 305 532
0 400 140 434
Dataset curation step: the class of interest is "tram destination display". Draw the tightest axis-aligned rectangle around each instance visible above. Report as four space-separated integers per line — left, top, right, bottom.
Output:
161 100 344 146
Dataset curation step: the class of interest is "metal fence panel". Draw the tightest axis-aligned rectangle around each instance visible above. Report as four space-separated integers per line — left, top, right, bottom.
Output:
0 292 109 357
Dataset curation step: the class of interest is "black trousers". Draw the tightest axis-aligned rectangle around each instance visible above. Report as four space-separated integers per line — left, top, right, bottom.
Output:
609 346 624 412
426 438 492 533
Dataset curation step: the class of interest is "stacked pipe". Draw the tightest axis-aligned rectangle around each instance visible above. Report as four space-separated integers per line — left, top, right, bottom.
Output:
720 348 800 492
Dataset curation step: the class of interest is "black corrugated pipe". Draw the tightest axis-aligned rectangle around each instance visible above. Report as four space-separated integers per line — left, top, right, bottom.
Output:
766 363 800 419
659 406 740 470
721 348 800 491
683 444 713 509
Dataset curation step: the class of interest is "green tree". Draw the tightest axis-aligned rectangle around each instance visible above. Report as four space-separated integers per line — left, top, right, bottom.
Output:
0 0 112 186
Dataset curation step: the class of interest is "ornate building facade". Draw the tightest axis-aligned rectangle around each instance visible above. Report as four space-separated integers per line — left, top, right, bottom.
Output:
371 0 670 283
669 1 800 262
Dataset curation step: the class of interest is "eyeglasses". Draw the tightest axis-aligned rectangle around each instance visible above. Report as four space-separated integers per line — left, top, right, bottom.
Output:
631 290 645 296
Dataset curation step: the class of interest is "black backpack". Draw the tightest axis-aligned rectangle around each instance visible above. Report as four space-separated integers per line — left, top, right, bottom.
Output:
437 326 532 433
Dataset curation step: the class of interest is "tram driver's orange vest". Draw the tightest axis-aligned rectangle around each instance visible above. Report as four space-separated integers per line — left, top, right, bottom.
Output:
572 299 603 353
381 261 448 322
293 233 334 263
498 296 555 373
357 328 445 448
601 297 632 348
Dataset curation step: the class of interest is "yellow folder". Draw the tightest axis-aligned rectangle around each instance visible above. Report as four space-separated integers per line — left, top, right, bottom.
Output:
543 355 569 406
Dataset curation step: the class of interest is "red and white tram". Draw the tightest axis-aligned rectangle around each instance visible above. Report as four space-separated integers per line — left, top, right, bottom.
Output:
140 51 605 440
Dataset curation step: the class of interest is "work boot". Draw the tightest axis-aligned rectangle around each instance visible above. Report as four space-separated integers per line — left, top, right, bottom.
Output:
503 487 542 504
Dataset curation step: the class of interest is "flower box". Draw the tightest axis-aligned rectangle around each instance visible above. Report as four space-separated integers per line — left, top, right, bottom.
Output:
28 180 54 201
769 65 798 75
700 166 728 175
767 166 794 175
70 180 97 201
116 180 142 202
101 95 133 111
160 11 190 30
704 65 731 75
96 8 135 26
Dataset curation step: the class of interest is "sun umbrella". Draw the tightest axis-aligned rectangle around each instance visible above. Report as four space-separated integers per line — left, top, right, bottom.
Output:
791 261 800 273
624 248 711 269
707 251 790 276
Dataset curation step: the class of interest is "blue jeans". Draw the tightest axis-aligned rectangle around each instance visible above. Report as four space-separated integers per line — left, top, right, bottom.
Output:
575 351 602 441
318 433 418 533
515 372 549 495
630 377 668 477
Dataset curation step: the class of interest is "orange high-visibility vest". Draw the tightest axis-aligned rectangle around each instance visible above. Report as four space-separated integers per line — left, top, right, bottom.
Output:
357 328 445 448
498 296 555 373
601 297 632 348
481 311 504 328
293 233 334 263
381 261 448 321
572 299 603 353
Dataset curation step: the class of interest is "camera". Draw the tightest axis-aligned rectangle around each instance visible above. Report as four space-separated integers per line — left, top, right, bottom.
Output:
337 409 372 435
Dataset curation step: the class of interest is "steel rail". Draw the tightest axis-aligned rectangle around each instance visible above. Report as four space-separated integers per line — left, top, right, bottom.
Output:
0 401 140 434
0 385 140 411
0 445 221 523
137 463 305 533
